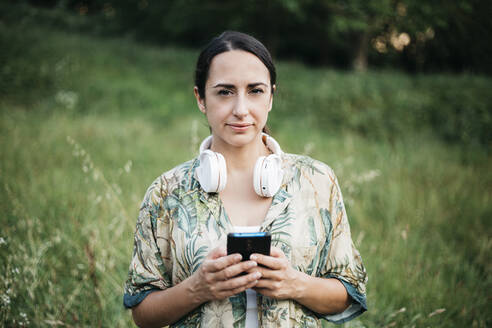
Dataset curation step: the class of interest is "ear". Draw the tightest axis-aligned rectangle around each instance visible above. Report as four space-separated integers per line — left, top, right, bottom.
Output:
194 86 206 114
268 84 276 112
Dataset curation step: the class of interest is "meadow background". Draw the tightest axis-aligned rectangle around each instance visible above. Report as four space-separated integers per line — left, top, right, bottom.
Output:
1 2 491 327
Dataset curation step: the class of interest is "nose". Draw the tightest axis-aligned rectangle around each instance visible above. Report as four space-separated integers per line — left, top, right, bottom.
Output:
232 94 248 118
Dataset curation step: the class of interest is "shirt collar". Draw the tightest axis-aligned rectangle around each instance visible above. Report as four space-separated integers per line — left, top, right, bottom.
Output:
191 155 294 232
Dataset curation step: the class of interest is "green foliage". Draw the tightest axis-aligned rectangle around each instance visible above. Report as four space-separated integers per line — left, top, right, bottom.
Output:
0 23 491 327
19 0 492 73
273 65 492 147
0 6 56 103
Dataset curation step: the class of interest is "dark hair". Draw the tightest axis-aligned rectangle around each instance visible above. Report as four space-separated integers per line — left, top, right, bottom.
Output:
194 31 276 99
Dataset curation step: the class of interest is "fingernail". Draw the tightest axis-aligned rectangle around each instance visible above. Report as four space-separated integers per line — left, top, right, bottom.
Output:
250 255 257 261
255 272 261 279
250 261 257 267
235 254 242 261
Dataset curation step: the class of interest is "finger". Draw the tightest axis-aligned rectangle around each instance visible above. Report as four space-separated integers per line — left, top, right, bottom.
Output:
243 278 260 289
227 278 260 296
246 266 283 280
203 253 242 273
245 267 261 274
269 246 286 258
252 287 274 298
207 246 227 260
252 278 279 289
227 274 261 294
216 271 261 292
250 253 285 270
215 277 260 300
215 260 258 281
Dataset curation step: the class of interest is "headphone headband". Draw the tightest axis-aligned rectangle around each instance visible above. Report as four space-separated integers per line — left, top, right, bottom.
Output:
199 133 283 156
197 133 284 197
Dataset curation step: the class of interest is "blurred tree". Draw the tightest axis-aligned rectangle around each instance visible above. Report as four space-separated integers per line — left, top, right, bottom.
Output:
21 0 492 74
323 0 395 72
412 0 492 73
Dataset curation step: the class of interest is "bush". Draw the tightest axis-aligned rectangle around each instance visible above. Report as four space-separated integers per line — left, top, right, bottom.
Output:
273 67 492 148
0 3 82 105
0 4 54 104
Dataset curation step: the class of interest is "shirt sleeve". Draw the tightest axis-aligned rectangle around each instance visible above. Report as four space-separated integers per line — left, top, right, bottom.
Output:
123 176 172 308
317 169 368 323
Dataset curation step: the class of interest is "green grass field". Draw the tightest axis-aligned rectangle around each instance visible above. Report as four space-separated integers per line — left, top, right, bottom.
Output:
1 22 491 327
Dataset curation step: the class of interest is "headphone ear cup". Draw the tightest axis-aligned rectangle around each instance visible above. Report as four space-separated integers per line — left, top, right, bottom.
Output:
254 154 283 197
216 152 227 192
253 156 266 196
197 150 227 193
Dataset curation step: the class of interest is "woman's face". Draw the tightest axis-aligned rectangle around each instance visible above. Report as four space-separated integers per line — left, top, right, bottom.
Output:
194 50 274 150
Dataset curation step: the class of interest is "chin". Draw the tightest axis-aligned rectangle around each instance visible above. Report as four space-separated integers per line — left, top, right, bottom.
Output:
217 130 260 147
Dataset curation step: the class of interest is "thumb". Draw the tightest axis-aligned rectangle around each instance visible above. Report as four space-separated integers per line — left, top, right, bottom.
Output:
270 246 285 258
207 246 227 259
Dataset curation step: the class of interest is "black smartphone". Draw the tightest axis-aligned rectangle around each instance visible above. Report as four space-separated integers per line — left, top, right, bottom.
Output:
227 232 271 261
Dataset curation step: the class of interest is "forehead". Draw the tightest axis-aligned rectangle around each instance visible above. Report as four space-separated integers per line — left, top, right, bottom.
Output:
207 50 270 85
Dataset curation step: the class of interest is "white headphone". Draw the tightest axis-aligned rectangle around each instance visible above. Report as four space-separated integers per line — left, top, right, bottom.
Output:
196 133 284 197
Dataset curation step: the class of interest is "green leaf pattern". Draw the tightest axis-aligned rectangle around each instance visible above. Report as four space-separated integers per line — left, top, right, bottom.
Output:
125 154 367 327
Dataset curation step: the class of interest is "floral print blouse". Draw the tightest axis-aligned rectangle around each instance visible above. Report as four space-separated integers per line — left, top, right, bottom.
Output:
124 153 368 327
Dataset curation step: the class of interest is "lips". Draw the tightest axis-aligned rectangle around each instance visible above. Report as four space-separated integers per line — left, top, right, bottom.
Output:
226 123 253 132
227 123 253 127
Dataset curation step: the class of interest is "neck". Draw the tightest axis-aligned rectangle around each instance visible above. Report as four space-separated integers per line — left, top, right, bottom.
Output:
210 134 271 171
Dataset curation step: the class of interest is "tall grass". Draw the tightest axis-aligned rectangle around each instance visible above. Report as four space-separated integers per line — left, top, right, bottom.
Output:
0 18 491 327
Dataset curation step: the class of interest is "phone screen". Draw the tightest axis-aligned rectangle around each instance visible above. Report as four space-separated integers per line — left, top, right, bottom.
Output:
227 232 271 261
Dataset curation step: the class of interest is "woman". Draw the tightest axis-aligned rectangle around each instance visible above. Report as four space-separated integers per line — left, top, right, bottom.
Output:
124 31 367 327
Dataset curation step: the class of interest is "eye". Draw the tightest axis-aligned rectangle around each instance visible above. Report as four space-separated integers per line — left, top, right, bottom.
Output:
250 88 264 94
218 89 233 96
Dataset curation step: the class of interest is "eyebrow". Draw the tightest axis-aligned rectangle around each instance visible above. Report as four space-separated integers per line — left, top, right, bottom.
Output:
212 82 269 89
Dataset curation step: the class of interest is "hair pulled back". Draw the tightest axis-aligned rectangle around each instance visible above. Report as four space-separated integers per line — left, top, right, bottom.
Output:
194 31 276 99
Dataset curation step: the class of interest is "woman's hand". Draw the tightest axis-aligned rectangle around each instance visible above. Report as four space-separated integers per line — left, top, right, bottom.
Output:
250 246 304 300
189 246 262 303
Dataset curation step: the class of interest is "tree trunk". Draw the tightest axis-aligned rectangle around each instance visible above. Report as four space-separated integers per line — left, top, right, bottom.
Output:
352 31 369 72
